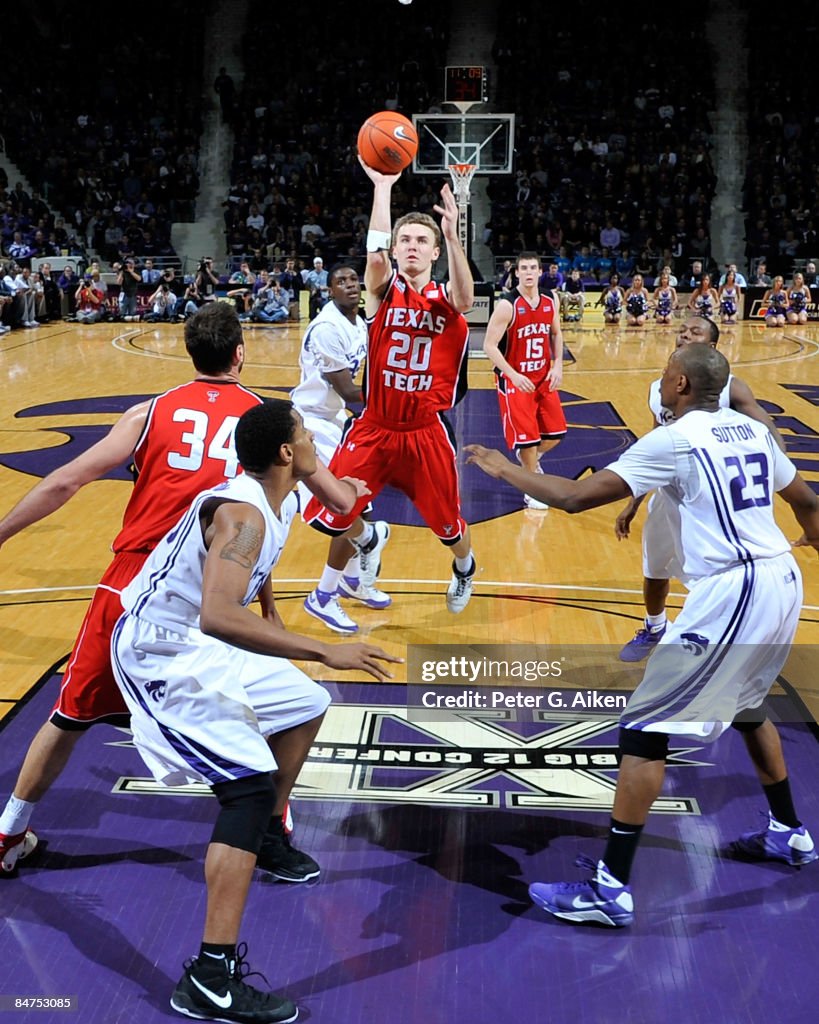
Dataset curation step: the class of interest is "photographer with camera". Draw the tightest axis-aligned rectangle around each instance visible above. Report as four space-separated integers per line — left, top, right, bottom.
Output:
74 274 105 323
251 275 290 324
116 258 142 322
143 280 176 322
182 279 204 319
160 267 183 319
194 257 219 303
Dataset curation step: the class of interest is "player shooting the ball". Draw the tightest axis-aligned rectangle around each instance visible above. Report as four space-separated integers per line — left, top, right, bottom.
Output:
302 154 479 625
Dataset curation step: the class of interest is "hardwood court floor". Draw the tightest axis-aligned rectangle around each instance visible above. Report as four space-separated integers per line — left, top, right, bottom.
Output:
0 312 818 718
2 313 819 1024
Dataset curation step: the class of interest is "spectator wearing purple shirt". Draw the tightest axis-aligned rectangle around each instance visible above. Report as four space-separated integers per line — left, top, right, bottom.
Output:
538 262 564 293
599 219 622 253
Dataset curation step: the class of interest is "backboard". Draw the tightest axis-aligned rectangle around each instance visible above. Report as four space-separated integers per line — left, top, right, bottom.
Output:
411 113 515 176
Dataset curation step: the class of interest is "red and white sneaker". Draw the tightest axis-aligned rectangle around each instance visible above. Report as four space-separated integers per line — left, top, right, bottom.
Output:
0 830 38 873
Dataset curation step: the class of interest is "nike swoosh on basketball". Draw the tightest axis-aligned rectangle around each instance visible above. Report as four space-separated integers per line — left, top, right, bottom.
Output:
190 974 233 1009
394 126 413 141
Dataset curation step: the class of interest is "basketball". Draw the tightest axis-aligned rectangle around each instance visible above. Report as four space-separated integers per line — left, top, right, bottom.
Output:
357 111 418 175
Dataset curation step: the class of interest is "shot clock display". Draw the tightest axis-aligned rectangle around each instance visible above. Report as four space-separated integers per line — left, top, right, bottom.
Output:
444 66 487 105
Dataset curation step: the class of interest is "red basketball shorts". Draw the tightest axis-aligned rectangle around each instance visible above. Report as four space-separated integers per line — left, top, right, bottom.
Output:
50 550 149 728
497 375 567 449
303 414 467 544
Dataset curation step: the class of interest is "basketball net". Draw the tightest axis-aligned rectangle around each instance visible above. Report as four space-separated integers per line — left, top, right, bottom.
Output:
448 163 476 258
449 162 476 204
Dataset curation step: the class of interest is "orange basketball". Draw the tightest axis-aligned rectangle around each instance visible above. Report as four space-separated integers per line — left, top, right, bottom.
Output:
357 111 418 174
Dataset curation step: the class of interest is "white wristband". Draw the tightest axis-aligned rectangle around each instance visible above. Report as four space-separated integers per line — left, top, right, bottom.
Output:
366 229 392 252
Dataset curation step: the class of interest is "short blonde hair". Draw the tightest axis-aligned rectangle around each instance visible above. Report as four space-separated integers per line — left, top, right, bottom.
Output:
392 211 441 248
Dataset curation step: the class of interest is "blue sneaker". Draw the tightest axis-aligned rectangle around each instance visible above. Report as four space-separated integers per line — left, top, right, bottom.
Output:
619 623 666 662
731 812 818 866
529 855 634 927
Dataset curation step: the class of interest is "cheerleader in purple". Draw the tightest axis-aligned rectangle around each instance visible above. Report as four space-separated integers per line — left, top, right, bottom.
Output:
687 272 719 319
652 270 678 324
763 275 788 327
786 271 812 325
718 269 741 324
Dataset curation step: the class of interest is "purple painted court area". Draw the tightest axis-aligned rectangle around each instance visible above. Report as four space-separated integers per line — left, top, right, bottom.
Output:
2 679 818 1024
0 389 637 524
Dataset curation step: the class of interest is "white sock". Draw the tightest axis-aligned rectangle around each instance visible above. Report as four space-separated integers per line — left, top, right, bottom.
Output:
645 613 667 631
0 794 36 836
454 551 475 575
317 565 344 594
352 522 374 550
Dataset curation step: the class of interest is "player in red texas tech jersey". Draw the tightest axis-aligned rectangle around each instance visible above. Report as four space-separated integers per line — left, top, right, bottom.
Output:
302 155 477 632
0 304 260 872
0 303 362 873
483 251 566 510
111 378 260 555
362 273 469 423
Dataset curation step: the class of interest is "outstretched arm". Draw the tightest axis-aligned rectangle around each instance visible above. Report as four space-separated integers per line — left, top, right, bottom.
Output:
200 501 400 680
464 445 632 512
302 460 370 515
0 400 150 547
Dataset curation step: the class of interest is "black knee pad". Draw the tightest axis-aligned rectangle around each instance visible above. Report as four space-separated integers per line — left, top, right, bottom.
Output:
731 710 768 734
619 726 669 761
210 773 276 855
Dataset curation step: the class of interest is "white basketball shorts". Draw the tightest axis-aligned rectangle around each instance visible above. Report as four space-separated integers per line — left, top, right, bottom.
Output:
621 551 802 743
111 613 330 787
641 488 686 583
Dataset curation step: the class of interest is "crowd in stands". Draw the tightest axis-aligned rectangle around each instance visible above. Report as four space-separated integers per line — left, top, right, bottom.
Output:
742 11 819 279
0 250 345 331
220 0 447 272
0 1 814 301
0 5 203 272
485 2 719 290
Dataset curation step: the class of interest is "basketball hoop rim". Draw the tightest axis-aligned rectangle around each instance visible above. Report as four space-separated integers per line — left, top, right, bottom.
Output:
448 162 476 201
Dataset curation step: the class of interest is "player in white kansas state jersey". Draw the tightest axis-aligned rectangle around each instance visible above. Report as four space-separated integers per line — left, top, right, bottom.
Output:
112 400 399 1022
614 315 787 662
466 344 819 928
291 262 391 629
290 263 368 455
